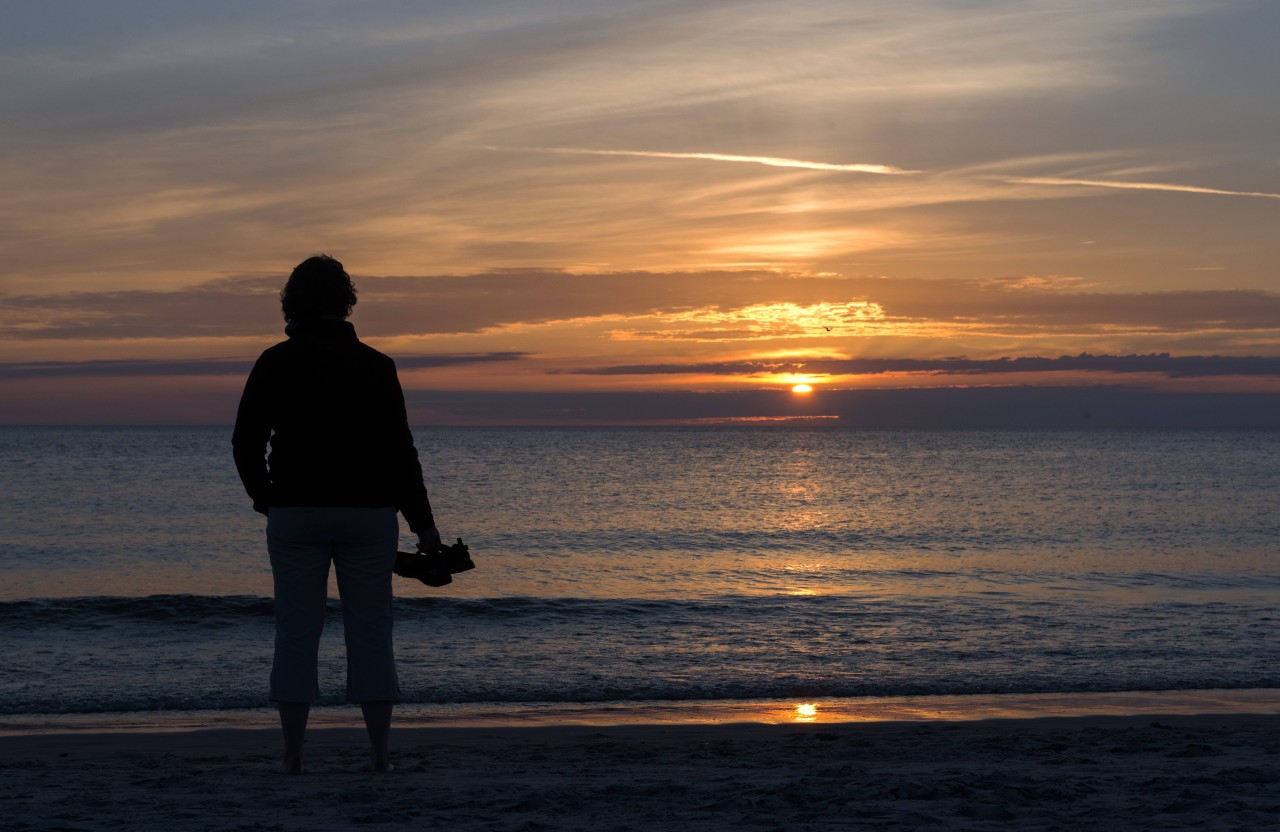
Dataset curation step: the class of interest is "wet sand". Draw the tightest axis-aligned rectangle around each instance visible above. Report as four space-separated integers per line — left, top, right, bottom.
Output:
5 713 1280 830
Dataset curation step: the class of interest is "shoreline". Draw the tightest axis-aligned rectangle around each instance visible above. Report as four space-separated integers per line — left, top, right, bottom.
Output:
4 687 1278 735
6 711 1280 830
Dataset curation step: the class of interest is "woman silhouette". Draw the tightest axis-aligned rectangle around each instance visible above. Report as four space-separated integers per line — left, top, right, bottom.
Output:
232 254 439 773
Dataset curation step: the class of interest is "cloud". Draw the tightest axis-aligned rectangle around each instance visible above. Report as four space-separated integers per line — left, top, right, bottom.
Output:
398 387 1280 428
1001 175 1280 200
6 0 1271 294
499 147 1280 204
489 147 917 175
4 379 1277 427
564 353 1280 379
0 352 528 380
4 272 1279 343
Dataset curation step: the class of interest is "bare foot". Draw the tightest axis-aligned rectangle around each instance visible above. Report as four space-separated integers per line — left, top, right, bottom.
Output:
277 754 305 775
367 753 394 773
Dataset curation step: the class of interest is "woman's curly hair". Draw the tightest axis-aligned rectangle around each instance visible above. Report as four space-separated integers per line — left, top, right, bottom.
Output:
280 255 358 322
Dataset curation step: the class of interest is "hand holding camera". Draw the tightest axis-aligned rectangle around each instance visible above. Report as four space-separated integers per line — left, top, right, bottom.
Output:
393 535 475 587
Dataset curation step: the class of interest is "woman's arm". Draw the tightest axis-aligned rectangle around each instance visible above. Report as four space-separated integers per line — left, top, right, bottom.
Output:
231 356 274 515
385 357 436 535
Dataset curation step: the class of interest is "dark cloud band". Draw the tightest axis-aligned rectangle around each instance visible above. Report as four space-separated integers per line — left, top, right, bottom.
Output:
399 387 1280 429
0 352 528 380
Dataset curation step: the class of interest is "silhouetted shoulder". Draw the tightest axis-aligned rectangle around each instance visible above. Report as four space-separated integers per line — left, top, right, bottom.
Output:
350 341 397 375
355 341 395 363
256 339 294 361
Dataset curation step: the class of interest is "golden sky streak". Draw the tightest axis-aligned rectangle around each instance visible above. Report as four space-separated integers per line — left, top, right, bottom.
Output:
489 146 917 175
1002 176 1280 200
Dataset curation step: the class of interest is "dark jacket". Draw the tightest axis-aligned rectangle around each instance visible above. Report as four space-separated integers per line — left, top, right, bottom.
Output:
231 319 434 533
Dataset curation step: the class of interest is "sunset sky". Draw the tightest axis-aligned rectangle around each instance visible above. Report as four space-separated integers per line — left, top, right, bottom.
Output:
1 0 1277 424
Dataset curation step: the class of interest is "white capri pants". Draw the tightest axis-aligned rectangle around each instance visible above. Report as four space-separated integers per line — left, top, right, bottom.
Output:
266 506 401 703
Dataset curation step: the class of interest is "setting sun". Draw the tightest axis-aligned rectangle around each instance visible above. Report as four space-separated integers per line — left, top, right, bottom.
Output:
791 383 814 394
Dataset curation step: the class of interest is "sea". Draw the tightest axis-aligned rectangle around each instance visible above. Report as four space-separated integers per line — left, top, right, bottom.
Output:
1 426 1277 729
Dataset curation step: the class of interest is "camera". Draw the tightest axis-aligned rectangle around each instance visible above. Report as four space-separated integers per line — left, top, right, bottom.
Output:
394 537 475 587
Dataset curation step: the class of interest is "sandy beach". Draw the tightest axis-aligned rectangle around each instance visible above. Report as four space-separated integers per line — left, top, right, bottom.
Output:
5 713 1280 831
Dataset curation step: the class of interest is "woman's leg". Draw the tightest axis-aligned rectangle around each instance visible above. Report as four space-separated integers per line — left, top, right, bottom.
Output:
332 507 401 770
267 507 332 773
278 701 310 774
361 700 394 771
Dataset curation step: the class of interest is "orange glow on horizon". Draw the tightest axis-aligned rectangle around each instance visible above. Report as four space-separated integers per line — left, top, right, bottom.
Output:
791 383 814 394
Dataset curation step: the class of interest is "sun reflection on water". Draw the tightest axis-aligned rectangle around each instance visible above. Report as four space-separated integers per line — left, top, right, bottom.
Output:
795 703 819 722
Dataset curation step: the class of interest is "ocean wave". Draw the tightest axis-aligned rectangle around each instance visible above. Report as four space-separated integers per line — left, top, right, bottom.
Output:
4 589 1276 717
0 593 915 633
0 595 277 625
4 574 1279 627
